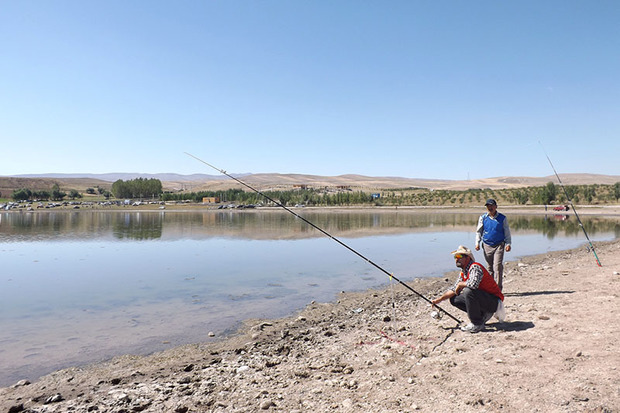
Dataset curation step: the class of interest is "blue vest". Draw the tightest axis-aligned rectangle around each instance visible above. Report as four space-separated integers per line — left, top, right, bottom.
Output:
482 213 506 247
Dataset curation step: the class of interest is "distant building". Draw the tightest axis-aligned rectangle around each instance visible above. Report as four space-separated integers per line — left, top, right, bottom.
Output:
202 197 220 204
293 184 309 190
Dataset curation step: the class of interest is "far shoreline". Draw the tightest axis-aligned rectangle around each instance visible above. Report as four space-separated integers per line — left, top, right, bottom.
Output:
4 203 620 216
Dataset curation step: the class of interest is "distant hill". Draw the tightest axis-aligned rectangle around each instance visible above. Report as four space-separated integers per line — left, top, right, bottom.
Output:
1 172 619 195
12 172 230 182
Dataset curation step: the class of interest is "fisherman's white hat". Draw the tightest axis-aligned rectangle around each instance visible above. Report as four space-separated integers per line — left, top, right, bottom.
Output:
451 245 474 259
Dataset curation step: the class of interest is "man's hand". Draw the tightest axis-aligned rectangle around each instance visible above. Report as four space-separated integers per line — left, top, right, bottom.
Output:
505 244 511 252
454 281 466 296
475 244 480 251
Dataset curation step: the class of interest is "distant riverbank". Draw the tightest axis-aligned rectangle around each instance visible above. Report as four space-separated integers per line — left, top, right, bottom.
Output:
4 201 620 216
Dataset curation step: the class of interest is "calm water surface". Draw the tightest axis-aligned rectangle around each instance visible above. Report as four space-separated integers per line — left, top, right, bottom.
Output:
1 209 618 386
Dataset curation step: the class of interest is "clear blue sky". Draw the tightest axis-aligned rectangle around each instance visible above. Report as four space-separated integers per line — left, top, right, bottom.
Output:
1 1 618 180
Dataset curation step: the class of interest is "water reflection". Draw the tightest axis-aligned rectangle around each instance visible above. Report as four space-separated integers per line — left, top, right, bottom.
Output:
2 210 619 241
113 213 164 240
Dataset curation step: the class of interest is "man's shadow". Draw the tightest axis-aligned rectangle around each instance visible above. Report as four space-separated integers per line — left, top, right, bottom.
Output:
443 320 535 332
487 320 535 332
482 290 575 332
504 290 574 297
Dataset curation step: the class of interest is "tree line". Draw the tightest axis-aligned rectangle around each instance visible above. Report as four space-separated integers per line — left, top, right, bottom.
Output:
10 178 162 202
11 183 77 202
160 182 620 207
111 178 163 199
9 179 620 207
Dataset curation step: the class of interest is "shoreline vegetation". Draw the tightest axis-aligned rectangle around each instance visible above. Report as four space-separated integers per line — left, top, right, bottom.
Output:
2 174 620 210
1 212 619 411
2 202 620 217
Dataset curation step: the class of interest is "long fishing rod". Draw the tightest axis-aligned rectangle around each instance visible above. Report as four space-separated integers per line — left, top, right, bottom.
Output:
185 152 462 324
539 142 602 267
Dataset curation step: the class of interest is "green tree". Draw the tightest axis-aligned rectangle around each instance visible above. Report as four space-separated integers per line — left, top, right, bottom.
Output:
583 185 596 203
111 178 162 199
12 188 32 201
533 182 557 205
69 189 82 199
513 189 529 205
50 184 66 201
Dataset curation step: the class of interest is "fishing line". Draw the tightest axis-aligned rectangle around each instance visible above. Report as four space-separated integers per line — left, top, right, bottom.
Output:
539 142 602 267
185 152 462 324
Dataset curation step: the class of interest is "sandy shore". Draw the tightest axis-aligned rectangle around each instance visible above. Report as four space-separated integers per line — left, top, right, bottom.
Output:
2 234 619 412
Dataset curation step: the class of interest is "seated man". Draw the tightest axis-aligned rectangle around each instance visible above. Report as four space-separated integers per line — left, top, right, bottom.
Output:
432 245 505 333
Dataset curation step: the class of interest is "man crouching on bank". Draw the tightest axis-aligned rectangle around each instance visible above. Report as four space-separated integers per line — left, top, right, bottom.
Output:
432 245 505 333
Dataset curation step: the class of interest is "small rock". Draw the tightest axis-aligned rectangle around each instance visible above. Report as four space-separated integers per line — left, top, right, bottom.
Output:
260 400 275 409
237 365 250 373
44 394 64 404
207 331 215 337
11 379 30 388
613 271 620 276
108 390 130 402
383 315 391 322
178 375 193 384
8 404 24 413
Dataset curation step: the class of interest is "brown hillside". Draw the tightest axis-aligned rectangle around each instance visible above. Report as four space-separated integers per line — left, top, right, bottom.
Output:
167 173 620 192
0 177 112 198
1 173 618 197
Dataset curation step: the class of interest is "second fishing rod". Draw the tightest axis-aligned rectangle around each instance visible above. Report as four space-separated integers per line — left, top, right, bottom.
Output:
185 152 462 324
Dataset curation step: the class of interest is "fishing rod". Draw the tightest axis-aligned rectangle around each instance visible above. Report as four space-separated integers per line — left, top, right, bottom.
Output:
185 152 462 324
539 142 602 267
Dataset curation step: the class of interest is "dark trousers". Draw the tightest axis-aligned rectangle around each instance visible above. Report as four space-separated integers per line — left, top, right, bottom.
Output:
450 287 499 325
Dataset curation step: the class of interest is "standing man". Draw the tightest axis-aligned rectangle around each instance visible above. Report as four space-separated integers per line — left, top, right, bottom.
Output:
432 245 504 333
475 199 511 291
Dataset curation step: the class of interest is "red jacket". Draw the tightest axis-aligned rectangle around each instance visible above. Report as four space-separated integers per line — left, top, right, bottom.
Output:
460 262 504 301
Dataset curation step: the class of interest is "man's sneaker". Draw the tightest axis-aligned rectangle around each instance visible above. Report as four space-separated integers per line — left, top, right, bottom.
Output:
494 299 506 322
460 323 484 333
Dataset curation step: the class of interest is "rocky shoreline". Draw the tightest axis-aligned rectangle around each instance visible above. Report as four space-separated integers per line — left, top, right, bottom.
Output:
2 239 620 412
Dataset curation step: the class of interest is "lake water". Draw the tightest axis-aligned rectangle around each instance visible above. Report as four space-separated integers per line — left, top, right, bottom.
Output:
1 209 618 386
